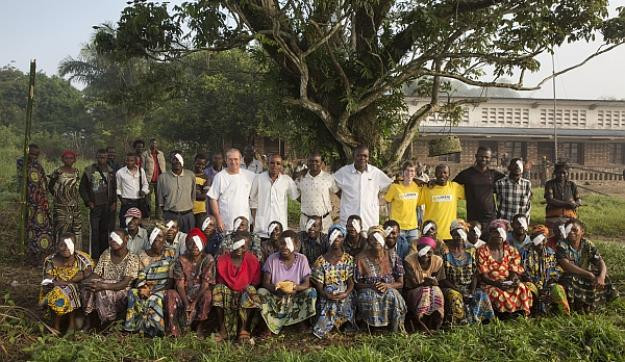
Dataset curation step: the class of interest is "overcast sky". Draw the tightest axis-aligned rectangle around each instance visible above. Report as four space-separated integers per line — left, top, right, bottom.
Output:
1 0 624 100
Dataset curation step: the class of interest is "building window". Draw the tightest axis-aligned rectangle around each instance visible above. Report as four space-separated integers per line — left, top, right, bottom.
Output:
560 142 583 164
609 144 625 164
538 142 555 163
438 153 460 163
540 109 587 127
504 141 527 160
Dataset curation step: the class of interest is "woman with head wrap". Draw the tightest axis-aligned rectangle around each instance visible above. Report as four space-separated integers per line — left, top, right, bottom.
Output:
555 219 618 312
254 230 317 336
213 231 261 343
520 225 569 315
477 219 533 317
311 224 357 339
39 232 93 333
354 226 406 332
440 220 494 326
403 236 445 333
123 226 174 336
165 228 215 336
48 149 82 250
82 229 140 329
409 220 440 255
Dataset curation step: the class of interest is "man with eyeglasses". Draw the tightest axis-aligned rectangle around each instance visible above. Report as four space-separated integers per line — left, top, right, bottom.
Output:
250 153 299 236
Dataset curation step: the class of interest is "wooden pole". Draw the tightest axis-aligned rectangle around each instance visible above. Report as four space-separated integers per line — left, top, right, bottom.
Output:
18 60 36 253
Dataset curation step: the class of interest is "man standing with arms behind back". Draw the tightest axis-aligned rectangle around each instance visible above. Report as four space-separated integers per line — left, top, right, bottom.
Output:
208 148 256 232
142 138 166 219
334 145 393 229
79 148 117 258
297 152 338 233
453 146 504 228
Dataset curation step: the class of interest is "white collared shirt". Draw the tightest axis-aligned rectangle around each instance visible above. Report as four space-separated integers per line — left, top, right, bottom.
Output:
334 163 392 229
250 171 299 235
242 159 264 174
116 166 150 199
297 170 338 216
207 168 256 231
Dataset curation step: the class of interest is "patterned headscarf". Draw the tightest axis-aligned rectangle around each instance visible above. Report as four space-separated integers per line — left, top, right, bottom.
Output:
488 219 511 231
367 225 385 237
450 218 469 233
328 224 347 238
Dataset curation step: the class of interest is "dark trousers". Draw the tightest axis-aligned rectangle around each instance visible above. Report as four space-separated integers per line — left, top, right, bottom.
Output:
90 205 113 259
148 182 161 219
163 210 195 234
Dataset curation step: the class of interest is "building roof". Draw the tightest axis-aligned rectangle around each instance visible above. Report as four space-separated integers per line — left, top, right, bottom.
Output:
405 96 625 108
418 126 625 139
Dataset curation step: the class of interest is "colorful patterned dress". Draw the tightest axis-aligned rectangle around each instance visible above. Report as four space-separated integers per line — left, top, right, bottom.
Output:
39 251 93 315
82 249 140 322
213 251 261 339
311 253 356 338
17 157 53 264
124 255 173 336
49 168 82 250
255 252 318 334
477 243 533 315
521 244 569 314
165 254 215 336
555 238 619 311
354 250 406 331
442 248 494 325
403 253 445 320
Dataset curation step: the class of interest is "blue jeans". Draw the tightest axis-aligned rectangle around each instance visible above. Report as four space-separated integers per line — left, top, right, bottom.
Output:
400 228 420 241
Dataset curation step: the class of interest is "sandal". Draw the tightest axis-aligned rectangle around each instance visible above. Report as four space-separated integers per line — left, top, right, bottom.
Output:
213 333 226 343
238 330 251 343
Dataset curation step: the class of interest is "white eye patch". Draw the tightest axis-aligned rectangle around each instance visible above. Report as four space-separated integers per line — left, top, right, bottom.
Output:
351 219 361 233
268 222 279 235
456 229 467 241
305 219 316 231
418 245 432 257
165 221 175 230
284 237 294 252
192 235 203 251
125 217 134 226
473 226 482 239
516 160 524 173
201 217 213 231
384 226 394 237
63 237 75 255
423 222 434 235
532 234 546 246
329 229 342 244
149 228 161 246
232 238 246 251
373 232 385 247
110 232 123 246
233 218 243 231
517 216 528 231
473 240 486 248
174 153 184 167
559 224 573 238
497 227 507 241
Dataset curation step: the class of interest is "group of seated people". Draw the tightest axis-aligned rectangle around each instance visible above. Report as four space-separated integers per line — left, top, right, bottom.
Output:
39 210 619 341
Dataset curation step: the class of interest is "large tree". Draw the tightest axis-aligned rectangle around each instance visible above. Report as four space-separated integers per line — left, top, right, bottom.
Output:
95 0 625 169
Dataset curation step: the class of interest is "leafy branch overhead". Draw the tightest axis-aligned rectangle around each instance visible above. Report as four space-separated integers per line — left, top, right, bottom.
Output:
95 0 625 169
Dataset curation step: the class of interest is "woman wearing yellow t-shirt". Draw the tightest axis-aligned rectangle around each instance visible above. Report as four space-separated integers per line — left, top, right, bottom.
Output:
384 161 422 242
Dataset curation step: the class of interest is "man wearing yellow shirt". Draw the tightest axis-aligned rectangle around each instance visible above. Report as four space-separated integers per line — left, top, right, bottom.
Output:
418 164 465 241
193 153 210 226
384 161 422 241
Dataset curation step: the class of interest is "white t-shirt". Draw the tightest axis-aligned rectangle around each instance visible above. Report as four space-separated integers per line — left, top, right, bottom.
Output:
250 172 299 236
207 168 256 231
334 164 393 229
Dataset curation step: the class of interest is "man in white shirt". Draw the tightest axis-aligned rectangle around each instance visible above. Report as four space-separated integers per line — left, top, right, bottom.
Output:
250 154 299 236
241 145 264 174
116 152 150 228
297 152 338 233
334 145 393 229
208 148 256 232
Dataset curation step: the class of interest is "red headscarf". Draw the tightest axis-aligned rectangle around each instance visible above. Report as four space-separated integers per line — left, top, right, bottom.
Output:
417 236 437 249
61 149 77 159
187 228 207 248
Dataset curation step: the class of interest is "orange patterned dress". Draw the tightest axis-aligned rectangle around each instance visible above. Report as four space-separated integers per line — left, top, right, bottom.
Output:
477 244 533 315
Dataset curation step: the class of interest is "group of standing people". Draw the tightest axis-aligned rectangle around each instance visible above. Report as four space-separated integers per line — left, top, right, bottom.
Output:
24 141 618 341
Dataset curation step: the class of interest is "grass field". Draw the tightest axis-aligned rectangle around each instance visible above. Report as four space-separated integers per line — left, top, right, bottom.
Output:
1 137 625 361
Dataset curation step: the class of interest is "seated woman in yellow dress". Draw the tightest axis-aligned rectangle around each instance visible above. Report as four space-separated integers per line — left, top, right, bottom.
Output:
39 232 93 333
